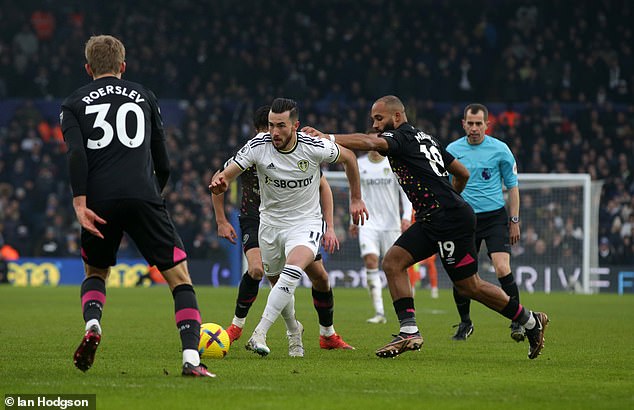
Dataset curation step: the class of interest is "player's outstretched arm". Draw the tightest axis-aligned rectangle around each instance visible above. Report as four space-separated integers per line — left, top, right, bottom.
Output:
209 162 242 195
446 158 470 194
300 126 327 139
336 145 369 226
301 126 388 152
210 171 237 244
319 175 339 254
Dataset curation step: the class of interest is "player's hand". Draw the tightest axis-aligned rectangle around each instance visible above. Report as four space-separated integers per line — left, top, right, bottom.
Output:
350 198 369 226
322 226 340 254
209 174 228 195
401 219 412 232
301 126 326 139
217 221 237 244
348 223 359 238
509 223 520 245
75 206 107 239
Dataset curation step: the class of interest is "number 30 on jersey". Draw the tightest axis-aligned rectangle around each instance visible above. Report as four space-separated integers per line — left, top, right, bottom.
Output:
85 103 145 149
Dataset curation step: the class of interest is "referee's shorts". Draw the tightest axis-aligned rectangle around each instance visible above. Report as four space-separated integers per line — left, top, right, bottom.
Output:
475 207 511 255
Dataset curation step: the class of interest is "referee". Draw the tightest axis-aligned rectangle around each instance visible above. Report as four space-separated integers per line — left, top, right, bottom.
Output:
446 103 524 342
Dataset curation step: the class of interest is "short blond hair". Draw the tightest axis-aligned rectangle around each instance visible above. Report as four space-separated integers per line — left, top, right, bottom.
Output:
85 35 125 77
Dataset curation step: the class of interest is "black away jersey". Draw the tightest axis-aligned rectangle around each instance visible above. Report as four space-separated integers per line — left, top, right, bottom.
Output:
380 123 467 220
60 76 166 204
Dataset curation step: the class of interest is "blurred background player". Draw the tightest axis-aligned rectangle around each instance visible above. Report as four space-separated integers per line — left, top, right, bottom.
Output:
135 265 168 286
61 35 213 377
212 102 355 356
350 150 412 323
446 103 524 342
408 255 439 298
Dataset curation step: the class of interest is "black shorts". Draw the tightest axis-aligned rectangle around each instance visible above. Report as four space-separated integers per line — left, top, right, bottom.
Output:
81 199 185 271
475 207 511 255
239 216 260 253
239 215 323 261
394 205 478 282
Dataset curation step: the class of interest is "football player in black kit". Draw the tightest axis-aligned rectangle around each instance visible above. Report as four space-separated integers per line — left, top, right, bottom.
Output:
60 35 214 377
302 95 549 360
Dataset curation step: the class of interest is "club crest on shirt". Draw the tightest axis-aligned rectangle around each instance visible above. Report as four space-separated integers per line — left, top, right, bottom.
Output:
482 168 491 180
297 159 309 172
383 167 390 176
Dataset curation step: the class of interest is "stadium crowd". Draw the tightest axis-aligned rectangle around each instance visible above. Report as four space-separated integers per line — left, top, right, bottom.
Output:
0 0 632 267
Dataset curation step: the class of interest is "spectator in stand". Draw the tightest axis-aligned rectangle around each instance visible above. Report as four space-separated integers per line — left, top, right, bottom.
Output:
0 0 631 271
33 226 63 257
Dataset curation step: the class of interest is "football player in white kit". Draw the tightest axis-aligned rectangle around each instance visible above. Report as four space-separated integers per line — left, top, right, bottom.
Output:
351 150 412 324
211 98 368 356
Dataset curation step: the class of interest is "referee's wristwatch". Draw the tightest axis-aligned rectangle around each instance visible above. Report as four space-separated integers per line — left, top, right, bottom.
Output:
509 216 520 224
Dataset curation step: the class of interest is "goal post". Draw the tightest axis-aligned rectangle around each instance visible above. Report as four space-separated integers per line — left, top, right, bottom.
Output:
516 173 596 294
323 171 600 294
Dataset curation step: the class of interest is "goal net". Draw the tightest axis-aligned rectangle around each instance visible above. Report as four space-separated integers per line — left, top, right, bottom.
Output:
323 171 601 294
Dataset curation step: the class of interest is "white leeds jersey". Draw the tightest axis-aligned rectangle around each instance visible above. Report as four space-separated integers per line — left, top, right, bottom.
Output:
357 154 412 231
232 132 340 226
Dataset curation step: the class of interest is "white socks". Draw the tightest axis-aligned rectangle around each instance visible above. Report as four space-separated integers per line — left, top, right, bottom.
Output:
400 325 419 334
524 311 536 330
182 349 200 366
320 325 335 337
366 268 384 316
256 265 304 335
85 319 101 334
232 316 246 328
280 295 300 334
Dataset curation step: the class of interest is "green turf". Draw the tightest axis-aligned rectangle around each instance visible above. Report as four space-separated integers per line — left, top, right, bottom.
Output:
1 286 633 409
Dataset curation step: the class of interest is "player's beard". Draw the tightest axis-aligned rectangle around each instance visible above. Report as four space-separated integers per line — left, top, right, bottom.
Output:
273 131 293 151
382 119 396 132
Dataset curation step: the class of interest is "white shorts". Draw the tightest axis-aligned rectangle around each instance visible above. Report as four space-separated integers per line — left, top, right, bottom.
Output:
259 220 325 276
359 227 400 258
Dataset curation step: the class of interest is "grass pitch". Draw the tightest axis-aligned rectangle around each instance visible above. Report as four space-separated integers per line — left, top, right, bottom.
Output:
1 285 633 410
